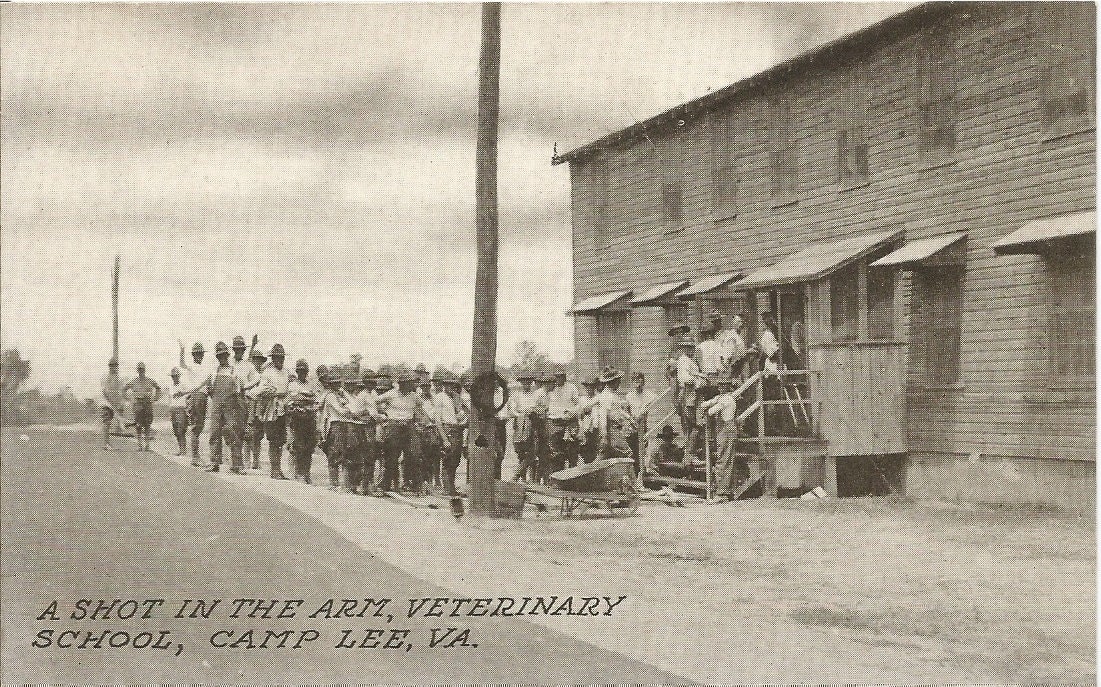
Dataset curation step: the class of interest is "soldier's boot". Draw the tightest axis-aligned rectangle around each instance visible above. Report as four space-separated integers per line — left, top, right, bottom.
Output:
340 466 356 494
190 433 203 467
269 445 288 480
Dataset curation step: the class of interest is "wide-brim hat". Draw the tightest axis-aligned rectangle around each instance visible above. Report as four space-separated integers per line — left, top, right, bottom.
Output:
598 367 624 383
397 372 419 384
250 349 267 360
191 342 205 354
432 370 459 384
668 324 691 337
516 371 536 382
214 341 230 356
295 358 309 370
657 424 679 439
581 377 600 388
269 343 286 358
232 335 247 348
537 372 556 383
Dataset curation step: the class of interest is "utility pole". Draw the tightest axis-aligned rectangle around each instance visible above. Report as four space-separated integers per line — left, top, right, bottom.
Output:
469 1 501 516
112 254 120 363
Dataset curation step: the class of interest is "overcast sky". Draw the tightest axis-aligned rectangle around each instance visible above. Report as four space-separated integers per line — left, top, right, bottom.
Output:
1 1 910 397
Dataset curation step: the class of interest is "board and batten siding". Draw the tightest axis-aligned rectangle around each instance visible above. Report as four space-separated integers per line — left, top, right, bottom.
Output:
567 3 1096 488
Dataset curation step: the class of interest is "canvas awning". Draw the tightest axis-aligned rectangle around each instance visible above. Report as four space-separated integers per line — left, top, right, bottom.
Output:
992 210 1096 255
677 271 744 299
870 232 967 269
736 229 903 290
631 280 689 306
571 289 632 314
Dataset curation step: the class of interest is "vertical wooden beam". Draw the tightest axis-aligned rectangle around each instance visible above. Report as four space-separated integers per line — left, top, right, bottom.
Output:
469 1 502 516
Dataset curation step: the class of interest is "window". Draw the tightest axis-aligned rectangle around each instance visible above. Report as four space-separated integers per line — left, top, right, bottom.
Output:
830 263 859 342
867 266 896 340
769 95 798 203
711 115 738 218
664 302 690 332
1050 246 1095 385
662 139 684 227
837 70 869 186
596 312 631 377
916 266 963 386
589 158 610 246
915 29 957 164
1036 3 1096 137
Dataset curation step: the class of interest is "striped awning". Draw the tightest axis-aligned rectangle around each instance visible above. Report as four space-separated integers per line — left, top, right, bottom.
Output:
871 232 967 268
677 271 744 298
737 230 902 290
632 280 689 305
992 210 1096 255
571 290 632 314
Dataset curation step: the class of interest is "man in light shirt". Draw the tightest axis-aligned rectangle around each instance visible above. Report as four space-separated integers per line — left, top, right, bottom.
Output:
700 375 742 499
254 343 291 480
178 341 210 467
593 367 634 462
541 370 580 475
432 370 467 496
759 311 785 435
100 358 125 451
377 372 424 493
167 366 189 456
243 348 268 468
624 372 658 473
232 334 261 468
674 336 702 457
286 359 322 484
509 371 546 482
123 362 161 452
722 315 754 379
204 341 243 473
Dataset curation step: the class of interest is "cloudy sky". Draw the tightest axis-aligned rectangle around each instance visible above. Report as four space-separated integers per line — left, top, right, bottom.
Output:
2 1 909 397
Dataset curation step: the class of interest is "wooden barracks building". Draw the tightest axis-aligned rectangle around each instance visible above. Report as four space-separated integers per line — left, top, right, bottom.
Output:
554 2 1096 509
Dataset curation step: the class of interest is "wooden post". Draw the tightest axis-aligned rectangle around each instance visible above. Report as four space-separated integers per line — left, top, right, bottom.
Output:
112 255 120 363
469 1 502 516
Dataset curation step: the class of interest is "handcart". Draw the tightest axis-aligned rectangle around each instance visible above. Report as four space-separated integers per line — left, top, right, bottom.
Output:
524 458 640 518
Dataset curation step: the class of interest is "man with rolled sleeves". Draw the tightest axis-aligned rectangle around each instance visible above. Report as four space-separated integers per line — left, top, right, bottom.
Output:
178 341 210 467
542 369 580 474
509 371 547 483
347 369 383 494
377 371 423 494
124 362 161 452
232 335 261 467
243 348 268 467
167 366 189 456
255 343 291 480
205 341 244 473
432 370 467 496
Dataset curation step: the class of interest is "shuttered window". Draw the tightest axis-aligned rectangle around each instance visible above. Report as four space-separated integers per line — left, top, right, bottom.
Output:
916 266 963 386
597 312 631 377
837 70 869 186
1050 248 1095 385
711 116 739 219
915 29 957 165
769 95 798 203
1036 3 1096 137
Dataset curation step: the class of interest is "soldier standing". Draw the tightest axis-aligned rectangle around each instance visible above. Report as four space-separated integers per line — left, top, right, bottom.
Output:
244 348 267 467
509 371 546 482
286 359 321 483
255 343 291 480
167 366 189 456
232 335 261 468
377 372 423 494
432 370 466 496
124 362 161 451
349 370 383 494
205 341 243 473
178 341 210 467
100 358 124 451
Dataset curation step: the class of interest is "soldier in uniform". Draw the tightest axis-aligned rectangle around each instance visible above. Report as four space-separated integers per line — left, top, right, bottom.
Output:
167 366 189 456
232 335 261 468
124 362 161 452
377 371 423 494
244 348 268 467
509 371 545 482
178 341 210 467
349 370 383 495
205 341 243 473
256 343 291 480
100 358 124 451
415 375 441 493
286 359 320 483
432 370 467 496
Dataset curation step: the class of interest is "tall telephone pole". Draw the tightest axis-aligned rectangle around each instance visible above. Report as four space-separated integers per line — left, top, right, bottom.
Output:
112 255 120 363
469 2 502 515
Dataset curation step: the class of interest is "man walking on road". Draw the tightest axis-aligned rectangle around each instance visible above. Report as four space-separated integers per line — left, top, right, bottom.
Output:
286 359 320 483
244 348 268 468
232 335 261 468
377 372 423 493
124 362 161 452
100 358 125 451
205 341 243 473
178 341 210 466
432 370 466 496
256 343 291 480
543 369 580 472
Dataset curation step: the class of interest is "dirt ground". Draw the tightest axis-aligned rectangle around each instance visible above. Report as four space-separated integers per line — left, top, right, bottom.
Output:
99 423 1096 683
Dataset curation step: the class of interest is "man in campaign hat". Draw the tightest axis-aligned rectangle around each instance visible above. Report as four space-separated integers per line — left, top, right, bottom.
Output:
178 341 211 466
254 343 291 479
205 341 244 473
376 370 425 493
243 348 268 468
286 359 321 483
167 366 189 456
232 335 261 467
430 370 467 495
674 336 702 457
508 370 547 482
124 362 161 451
701 373 743 499
100 358 124 451
646 424 685 474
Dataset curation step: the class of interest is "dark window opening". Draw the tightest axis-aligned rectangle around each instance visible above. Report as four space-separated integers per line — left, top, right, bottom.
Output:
867 267 896 340
917 266 963 386
831 263 859 342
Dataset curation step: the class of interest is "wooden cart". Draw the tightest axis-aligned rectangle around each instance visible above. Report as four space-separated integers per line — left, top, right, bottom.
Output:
525 458 640 517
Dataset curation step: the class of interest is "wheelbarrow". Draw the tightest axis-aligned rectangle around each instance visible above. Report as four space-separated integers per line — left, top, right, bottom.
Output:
524 458 640 517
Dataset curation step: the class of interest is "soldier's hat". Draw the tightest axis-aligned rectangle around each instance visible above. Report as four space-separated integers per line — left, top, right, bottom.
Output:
397 371 419 384
344 373 364 387
668 323 691 337
232 335 247 349
361 368 377 380
269 343 286 358
295 358 309 371
598 366 623 383
707 309 723 322
516 370 536 382
375 372 394 388
657 424 679 440
136 362 146 371
250 348 267 360
191 342 205 354
316 364 329 377
214 341 230 356
415 363 429 374
108 358 119 367
537 371 556 384
432 369 458 384
581 376 600 388
676 335 696 348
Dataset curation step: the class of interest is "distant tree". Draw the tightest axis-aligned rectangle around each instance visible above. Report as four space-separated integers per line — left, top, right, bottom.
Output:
1 348 31 423
514 340 548 374
349 353 363 376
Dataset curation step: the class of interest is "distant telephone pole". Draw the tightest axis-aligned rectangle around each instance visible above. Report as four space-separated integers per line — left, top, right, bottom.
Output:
112 255 120 363
469 1 501 516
